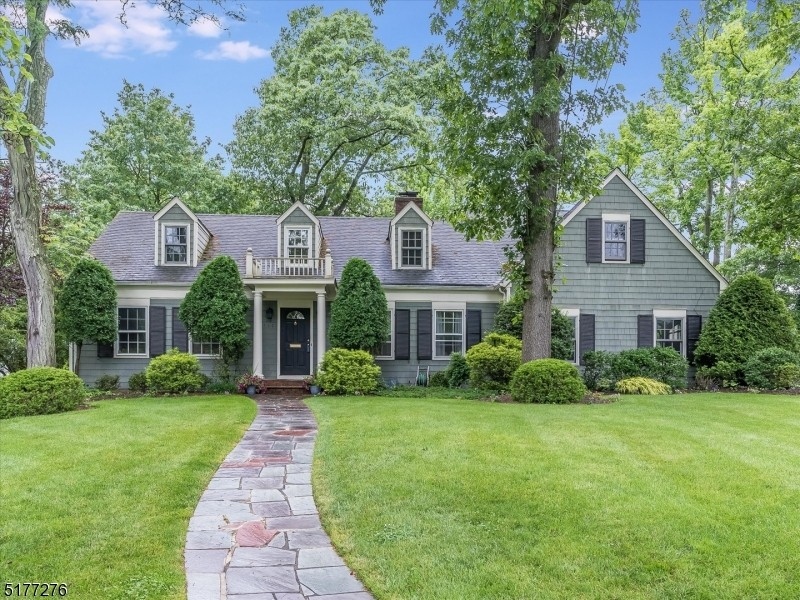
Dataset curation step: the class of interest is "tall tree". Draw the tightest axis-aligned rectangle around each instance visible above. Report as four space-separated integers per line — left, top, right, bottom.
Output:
0 0 242 368
408 0 637 361
228 6 441 216
65 81 244 225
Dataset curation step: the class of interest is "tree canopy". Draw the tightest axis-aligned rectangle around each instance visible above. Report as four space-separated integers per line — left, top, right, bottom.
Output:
228 6 441 216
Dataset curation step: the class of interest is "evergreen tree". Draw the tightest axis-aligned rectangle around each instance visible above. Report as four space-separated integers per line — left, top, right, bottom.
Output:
329 258 389 351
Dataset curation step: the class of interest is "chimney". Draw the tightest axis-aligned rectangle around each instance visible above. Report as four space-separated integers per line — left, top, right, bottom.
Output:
394 191 423 215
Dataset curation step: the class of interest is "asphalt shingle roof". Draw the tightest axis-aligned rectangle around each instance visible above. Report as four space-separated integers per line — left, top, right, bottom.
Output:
90 212 511 288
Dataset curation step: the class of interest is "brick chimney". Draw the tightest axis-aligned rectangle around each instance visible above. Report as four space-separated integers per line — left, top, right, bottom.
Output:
394 191 423 215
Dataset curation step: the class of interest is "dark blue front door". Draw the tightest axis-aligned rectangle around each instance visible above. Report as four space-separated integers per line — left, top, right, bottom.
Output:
280 308 310 375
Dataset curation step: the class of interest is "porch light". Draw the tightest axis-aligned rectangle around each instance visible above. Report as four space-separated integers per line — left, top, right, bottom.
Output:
265 307 274 321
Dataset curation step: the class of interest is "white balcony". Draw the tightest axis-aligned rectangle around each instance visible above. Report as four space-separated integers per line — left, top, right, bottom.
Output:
245 249 333 278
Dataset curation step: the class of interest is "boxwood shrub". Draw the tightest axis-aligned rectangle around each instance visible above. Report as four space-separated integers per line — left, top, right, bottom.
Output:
0 367 85 419
317 348 381 395
743 347 800 389
510 359 585 404
145 348 204 394
466 333 522 389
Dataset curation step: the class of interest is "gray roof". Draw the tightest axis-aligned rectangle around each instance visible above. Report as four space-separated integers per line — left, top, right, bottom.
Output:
89 211 511 288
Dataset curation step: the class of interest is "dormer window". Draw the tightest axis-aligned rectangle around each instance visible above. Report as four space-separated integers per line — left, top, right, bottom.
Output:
400 229 425 268
164 225 188 264
286 227 311 261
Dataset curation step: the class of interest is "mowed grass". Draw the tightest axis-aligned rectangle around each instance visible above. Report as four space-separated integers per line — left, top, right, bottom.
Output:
307 394 800 599
0 396 255 600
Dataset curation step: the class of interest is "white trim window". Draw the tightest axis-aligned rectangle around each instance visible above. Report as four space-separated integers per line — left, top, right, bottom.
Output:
117 307 147 356
399 228 425 268
163 224 189 264
191 336 221 357
561 308 580 365
434 309 464 358
373 308 393 359
602 213 630 263
653 310 686 357
285 227 311 262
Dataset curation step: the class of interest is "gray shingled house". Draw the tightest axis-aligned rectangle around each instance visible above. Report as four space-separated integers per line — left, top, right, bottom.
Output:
79 168 724 388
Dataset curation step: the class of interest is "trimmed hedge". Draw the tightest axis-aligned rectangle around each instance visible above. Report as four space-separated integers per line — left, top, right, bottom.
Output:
317 348 381 395
510 359 586 404
466 333 522 389
743 347 800 390
145 349 204 394
615 377 671 395
0 367 85 419
610 347 688 389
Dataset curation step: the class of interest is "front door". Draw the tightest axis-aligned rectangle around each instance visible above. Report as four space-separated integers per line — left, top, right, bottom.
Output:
280 308 311 376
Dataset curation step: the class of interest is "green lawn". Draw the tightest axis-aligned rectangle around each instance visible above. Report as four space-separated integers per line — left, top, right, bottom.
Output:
307 394 800 600
0 395 255 600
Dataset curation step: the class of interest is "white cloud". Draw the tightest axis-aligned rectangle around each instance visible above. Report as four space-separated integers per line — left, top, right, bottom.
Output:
196 41 269 62
71 0 177 58
188 16 223 38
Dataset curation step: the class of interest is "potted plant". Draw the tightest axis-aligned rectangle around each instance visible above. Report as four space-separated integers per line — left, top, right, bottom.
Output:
304 375 321 395
236 373 263 396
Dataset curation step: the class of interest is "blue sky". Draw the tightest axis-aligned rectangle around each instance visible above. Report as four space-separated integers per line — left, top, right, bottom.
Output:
42 0 699 165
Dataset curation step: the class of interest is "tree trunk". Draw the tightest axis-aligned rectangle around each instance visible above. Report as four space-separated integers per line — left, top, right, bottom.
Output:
6 143 57 366
704 178 713 261
724 161 737 261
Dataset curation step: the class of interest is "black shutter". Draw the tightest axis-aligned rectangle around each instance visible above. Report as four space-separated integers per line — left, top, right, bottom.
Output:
149 306 166 357
637 314 654 348
417 309 432 361
466 310 482 350
586 218 602 263
686 315 702 364
578 313 595 365
630 219 646 264
172 307 188 352
394 309 410 360
97 342 114 358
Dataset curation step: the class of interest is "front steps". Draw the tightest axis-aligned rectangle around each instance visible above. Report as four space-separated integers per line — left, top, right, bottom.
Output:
261 379 307 396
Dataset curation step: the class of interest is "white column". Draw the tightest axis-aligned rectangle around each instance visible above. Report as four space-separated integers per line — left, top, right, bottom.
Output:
253 290 263 376
316 291 326 370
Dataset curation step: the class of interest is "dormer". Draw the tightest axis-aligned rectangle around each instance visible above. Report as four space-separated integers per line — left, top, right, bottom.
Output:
153 198 211 267
389 192 433 270
276 201 322 260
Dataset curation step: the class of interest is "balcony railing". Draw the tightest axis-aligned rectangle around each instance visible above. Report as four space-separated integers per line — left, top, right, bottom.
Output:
245 249 333 278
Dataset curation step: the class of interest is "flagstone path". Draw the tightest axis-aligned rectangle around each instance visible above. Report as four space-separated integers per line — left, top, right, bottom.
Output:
185 396 372 600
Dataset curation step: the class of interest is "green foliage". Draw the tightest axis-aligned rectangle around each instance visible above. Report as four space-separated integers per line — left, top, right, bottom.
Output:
374 385 490 400
493 296 523 338
694 274 799 382
0 303 27 374
329 258 389 351
743 348 800 390
58 258 117 346
95 374 119 391
0 367 84 419
179 256 250 377
127 372 148 393
510 359 586 404
448 352 470 388
611 347 688 389
228 6 440 215
145 349 204 394
317 349 382 395
582 350 615 391
493 298 575 360
429 370 450 388
465 333 522 390
695 361 740 389
236 373 268 394
615 377 672 395
205 380 237 394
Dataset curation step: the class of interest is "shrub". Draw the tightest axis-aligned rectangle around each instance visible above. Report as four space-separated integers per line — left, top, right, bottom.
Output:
611 347 688 389
128 372 148 392
694 274 799 383
695 361 739 389
448 352 470 388
510 359 585 404
466 333 522 389
615 377 672 395
328 258 389 351
774 363 800 389
582 350 614 391
145 349 204 394
429 370 450 387
493 295 523 338
95 374 119 391
743 347 800 390
206 380 238 394
0 367 85 419
493 295 576 362
317 348 381 395
236 373 267 394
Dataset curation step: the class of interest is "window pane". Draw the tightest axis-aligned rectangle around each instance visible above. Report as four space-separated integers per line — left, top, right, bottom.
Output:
401 230 423 266
164 226 188 263
604 221 627 260
118 308 146 355
656 318 683 354
435 310 462 357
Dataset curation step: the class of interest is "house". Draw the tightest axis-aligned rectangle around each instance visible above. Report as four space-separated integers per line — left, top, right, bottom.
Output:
79 168 725 388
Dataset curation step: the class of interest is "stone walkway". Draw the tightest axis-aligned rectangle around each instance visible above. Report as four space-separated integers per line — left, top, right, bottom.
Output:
185 396 372 600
